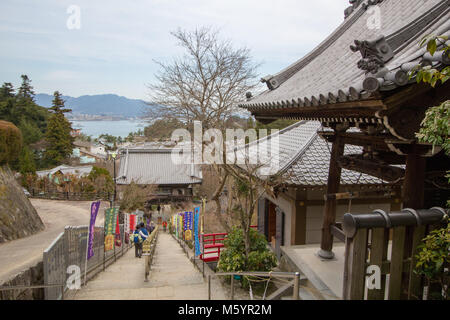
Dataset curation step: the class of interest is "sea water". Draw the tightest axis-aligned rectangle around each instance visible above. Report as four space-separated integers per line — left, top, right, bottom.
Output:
71 120 146 138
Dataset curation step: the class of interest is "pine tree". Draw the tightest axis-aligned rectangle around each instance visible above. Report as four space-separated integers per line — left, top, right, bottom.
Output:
0 83 15 99
19 146 36 175
17 75 35 101
43 91 74 167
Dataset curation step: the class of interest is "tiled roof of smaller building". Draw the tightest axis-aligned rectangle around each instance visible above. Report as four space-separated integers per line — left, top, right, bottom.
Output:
36 165 93 177
116 148 202 185
239 121 387 186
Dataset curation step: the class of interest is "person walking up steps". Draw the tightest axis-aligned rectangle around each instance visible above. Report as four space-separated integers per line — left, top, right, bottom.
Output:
132 225 142 258
139 222 149 243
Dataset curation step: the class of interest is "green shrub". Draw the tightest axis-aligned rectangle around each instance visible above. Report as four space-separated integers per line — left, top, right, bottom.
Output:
0 120 22 166
218 227 277 286
415 216 450 300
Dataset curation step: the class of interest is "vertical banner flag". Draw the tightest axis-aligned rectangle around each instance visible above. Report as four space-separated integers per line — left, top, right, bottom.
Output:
115 213 122 247
146 215 151 231
179 213 184 239
87 201 101 260
104 207 119 251
194 207 201 256
124 213 130 244
185 211 193 241
130 214 136 232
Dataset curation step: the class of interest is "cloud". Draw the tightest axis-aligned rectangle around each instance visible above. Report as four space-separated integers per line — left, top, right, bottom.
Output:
0 0 350 99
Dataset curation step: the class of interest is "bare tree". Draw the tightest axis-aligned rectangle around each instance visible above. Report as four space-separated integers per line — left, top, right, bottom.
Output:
147 26 260 129
119 181 157 212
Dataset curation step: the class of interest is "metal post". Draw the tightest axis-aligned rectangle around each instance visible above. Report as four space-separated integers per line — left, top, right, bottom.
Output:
293 272 300 300
202 234 205 277
113 154 117 203
122 224 124 257
231 275 235 300
103 228 106 271
208 275 211 300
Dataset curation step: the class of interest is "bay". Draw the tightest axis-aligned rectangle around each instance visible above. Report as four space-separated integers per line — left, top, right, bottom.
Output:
70 120 146 138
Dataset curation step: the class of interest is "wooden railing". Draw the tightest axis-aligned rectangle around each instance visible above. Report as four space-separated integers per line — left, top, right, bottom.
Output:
341 207 446 300
143 226 159 282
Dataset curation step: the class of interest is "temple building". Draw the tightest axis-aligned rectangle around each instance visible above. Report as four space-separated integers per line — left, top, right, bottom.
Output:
240 0 449 299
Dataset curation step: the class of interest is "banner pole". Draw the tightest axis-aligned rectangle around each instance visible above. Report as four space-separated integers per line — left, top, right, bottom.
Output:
84 201 95 287
84 226 89 287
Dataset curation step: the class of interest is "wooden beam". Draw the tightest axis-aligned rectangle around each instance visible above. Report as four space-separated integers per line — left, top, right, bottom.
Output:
319 131 393 152
319 132 345 256
330 224 346 242
338 156 405 182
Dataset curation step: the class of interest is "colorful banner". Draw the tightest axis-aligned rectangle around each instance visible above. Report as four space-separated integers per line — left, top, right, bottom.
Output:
183 212 188 231
184 211 193 240
115 213 122 247
87 201 101 260
130 214 136 232
194 207 201 256
104 207 119 251
124 213 130 244
179 213 184 239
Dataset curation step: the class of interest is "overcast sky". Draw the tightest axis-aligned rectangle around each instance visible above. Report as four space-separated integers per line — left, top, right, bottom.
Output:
0 0 350 100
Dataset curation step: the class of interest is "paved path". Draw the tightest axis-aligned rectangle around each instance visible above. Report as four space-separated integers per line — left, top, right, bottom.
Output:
71 232 225 300
0 199 108 283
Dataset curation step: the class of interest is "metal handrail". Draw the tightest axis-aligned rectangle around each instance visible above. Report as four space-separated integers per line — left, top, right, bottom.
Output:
211 271 301 300
0 284 64 290
215 271 299 278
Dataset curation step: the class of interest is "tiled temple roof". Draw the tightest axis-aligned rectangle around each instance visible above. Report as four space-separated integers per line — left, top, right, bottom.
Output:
240 0 449 114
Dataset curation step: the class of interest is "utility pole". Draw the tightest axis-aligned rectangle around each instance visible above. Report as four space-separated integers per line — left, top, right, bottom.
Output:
110 151 117 208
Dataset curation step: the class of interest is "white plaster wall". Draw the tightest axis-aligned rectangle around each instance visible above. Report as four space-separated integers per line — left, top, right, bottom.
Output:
264 193 293 247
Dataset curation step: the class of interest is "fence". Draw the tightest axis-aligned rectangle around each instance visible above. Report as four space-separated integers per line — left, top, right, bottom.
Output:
43 223 132 300
30 190 112 201
341 207 446 300
143 226 159 281
212 271 302 300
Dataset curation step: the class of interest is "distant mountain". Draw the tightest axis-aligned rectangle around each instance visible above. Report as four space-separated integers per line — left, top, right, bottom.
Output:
34 93 147 118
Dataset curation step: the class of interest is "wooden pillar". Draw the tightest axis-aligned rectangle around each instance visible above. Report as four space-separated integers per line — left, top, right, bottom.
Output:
401 149 426 299
319 132 345 259
402 151 425 209
275 206 285 260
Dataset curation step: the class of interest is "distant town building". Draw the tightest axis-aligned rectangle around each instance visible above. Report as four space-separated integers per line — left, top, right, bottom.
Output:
36 165 93 184
70 128 82 137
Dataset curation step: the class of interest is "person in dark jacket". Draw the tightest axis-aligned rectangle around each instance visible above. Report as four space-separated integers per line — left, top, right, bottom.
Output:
132 225 142 258
139 222 149 243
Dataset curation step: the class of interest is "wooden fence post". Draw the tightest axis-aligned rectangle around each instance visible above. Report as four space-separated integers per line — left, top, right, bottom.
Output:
342 229 368 300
